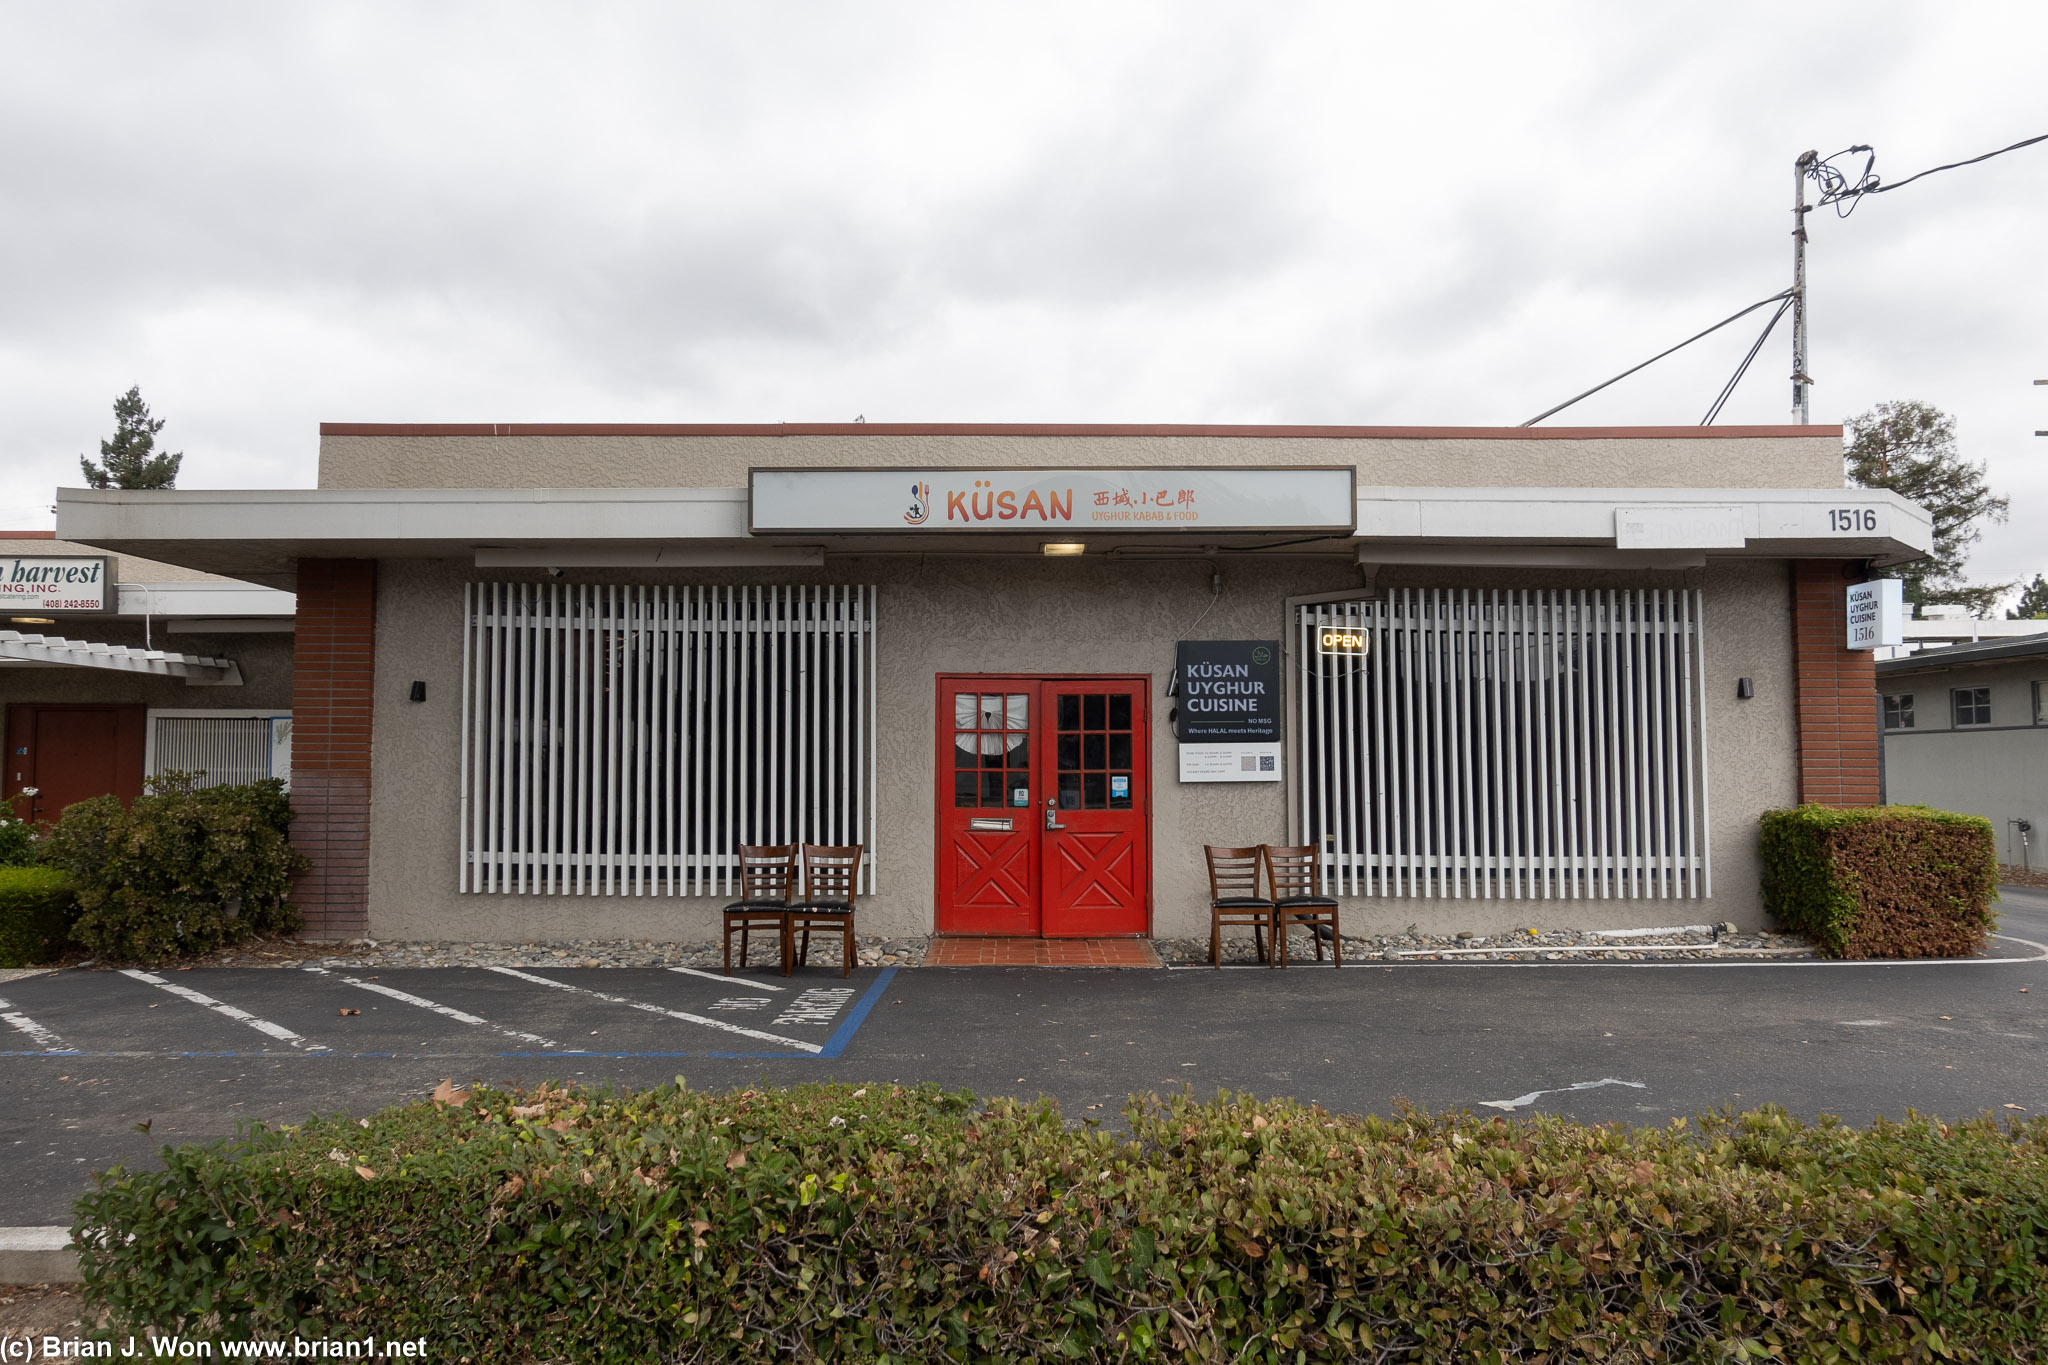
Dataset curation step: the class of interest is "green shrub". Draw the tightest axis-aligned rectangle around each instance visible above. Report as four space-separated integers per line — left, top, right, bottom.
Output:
1761 803 1999 958
0 805 37 867
0 866 75 967
41 774 308 964
74 1082 2048 1362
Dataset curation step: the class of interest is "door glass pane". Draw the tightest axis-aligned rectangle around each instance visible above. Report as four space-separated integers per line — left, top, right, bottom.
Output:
980 772 1004 804
1083 773 1106 808
1057 693 1080 728
1083 694 1106 730
1108 774 1132 809
1006 693 1029 727
954 773 978 807
1058 775 1081 809
954 733 978 767
980 693 1004 728
982 743 1006 768
1006 771 1030 805
1007 736 1030 768
1057 734 1081 770
1083 733 1106 769
1108 694 1131 729
1108 733 1131 768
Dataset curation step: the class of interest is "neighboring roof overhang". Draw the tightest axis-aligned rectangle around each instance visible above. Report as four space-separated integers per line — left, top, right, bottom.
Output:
1877 632 2048 676
0 630 243 685
116 581 297 618
54 483 1931 589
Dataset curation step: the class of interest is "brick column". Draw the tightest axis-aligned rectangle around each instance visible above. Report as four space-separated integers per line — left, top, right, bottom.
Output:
1791 559 1880 805
290 559 376 938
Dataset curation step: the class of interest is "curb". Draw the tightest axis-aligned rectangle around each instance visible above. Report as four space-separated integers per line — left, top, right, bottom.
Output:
0 1227 78 1284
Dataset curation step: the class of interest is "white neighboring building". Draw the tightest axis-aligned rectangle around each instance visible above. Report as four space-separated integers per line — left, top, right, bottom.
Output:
1877 635 2048 871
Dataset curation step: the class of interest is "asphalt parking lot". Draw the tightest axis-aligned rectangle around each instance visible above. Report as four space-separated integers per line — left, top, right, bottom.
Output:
3 887 2044 1226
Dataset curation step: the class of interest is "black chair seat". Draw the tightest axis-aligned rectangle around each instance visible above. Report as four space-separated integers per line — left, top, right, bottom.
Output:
792 901 854 915
1276 896 1338 909
1212 896 1275 909
724 899 790 913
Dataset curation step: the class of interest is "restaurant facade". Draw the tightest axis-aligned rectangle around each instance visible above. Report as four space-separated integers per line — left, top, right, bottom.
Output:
49 422 1928 944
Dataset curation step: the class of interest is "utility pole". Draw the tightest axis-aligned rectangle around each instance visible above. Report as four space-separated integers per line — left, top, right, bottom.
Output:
1791 150 1816 424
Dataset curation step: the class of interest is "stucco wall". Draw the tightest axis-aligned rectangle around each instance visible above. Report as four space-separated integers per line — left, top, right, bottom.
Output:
320 431 1846 493
364 556 1797 943
1881 657 2048 866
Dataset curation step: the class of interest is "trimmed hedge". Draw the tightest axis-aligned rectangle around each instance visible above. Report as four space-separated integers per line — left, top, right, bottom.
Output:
75 1082 2048 1362
1760 803 1999 958
0 866 76 967
40 774 307 964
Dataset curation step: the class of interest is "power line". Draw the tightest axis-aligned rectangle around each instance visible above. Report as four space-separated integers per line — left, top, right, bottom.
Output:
1810 133 2048 215
1519 289 1792 427
1701 293 1794 426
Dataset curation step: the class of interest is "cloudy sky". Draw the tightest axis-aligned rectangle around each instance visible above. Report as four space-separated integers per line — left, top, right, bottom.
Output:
3 3 2042 592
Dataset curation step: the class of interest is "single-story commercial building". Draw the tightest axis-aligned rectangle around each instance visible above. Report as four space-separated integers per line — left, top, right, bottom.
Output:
49 422 1929 943
1878 634 2048 871
2 533 296 819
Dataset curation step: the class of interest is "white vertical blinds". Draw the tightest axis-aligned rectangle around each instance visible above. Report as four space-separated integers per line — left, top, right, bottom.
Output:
150 715 282 788
459 583 877 897
1295 588 1711 899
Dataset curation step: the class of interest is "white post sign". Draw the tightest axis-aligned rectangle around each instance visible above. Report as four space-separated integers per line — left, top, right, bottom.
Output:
1845 578 1903 650
0 556 111 613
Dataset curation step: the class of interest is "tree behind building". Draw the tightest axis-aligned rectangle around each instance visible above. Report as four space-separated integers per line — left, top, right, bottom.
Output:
1843 400 2008 614
79 386 182 490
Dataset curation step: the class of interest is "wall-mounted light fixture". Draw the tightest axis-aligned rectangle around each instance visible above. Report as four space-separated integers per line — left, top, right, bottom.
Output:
1041 542 1086 557
1736 677 1754 699
9 617 55 626
409 681 428 702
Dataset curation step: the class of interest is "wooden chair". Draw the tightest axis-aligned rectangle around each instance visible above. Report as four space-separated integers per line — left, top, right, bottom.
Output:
722 844 797 975
789 844 864 978
1263 845 1341 967
1204 845 1275 968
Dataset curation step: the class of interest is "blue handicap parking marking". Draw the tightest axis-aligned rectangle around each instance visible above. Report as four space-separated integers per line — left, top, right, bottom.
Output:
0 965 898 1062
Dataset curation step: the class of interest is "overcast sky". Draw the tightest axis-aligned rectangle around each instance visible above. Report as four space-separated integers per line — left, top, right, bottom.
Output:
3 3 2042 593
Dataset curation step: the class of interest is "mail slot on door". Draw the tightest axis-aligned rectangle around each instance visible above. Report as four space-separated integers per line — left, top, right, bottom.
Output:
968 817 1014 832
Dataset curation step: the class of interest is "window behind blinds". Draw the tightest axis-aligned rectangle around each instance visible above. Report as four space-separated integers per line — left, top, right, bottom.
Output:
459 583 876 896
1294 588 1711 900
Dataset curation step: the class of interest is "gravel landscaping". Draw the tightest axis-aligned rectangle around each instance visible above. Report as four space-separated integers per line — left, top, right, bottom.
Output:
102 923 1824 970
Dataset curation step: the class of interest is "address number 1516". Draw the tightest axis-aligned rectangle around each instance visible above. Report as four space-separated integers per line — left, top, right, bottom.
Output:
1828 508 1879 533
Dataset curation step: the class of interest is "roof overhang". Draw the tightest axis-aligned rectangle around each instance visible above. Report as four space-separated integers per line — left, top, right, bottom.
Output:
0 630 243 684
55 483 1931 588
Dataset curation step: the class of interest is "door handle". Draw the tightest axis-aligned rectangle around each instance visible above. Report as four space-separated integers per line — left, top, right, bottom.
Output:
1044 796 1068 832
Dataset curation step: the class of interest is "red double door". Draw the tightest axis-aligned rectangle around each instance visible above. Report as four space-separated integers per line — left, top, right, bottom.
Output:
935 676 1150 937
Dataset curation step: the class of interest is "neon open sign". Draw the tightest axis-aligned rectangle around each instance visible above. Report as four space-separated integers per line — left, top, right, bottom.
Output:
1316 625 1369 657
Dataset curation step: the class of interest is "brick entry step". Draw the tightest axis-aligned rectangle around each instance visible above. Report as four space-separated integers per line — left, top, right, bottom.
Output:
924 938 1164 968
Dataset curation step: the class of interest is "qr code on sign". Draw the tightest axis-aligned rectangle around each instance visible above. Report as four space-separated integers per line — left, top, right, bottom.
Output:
1240 756 1257 771
1259 755 1276 771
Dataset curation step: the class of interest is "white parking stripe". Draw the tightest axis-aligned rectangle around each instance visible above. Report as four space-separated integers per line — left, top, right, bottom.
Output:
301 967 563 1049
668 966 784 991
487 966 822 1053
0 997 70 1052
120 970 327 1051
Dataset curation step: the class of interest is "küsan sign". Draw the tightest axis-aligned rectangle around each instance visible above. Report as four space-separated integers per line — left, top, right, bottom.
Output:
0 556 111 612
749 467 1356 534
1845 578 1903 651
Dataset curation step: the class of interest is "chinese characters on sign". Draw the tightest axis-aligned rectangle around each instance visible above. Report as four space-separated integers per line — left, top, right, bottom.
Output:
748 467 1356 534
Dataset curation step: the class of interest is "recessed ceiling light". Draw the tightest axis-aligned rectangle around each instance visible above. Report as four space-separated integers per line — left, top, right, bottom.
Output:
1040 542 1086 557
9 616 55 625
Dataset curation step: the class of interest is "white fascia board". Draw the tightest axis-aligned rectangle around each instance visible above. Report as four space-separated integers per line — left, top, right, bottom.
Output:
58 486 750 547
1355 486 1933 560
117 582 297 617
